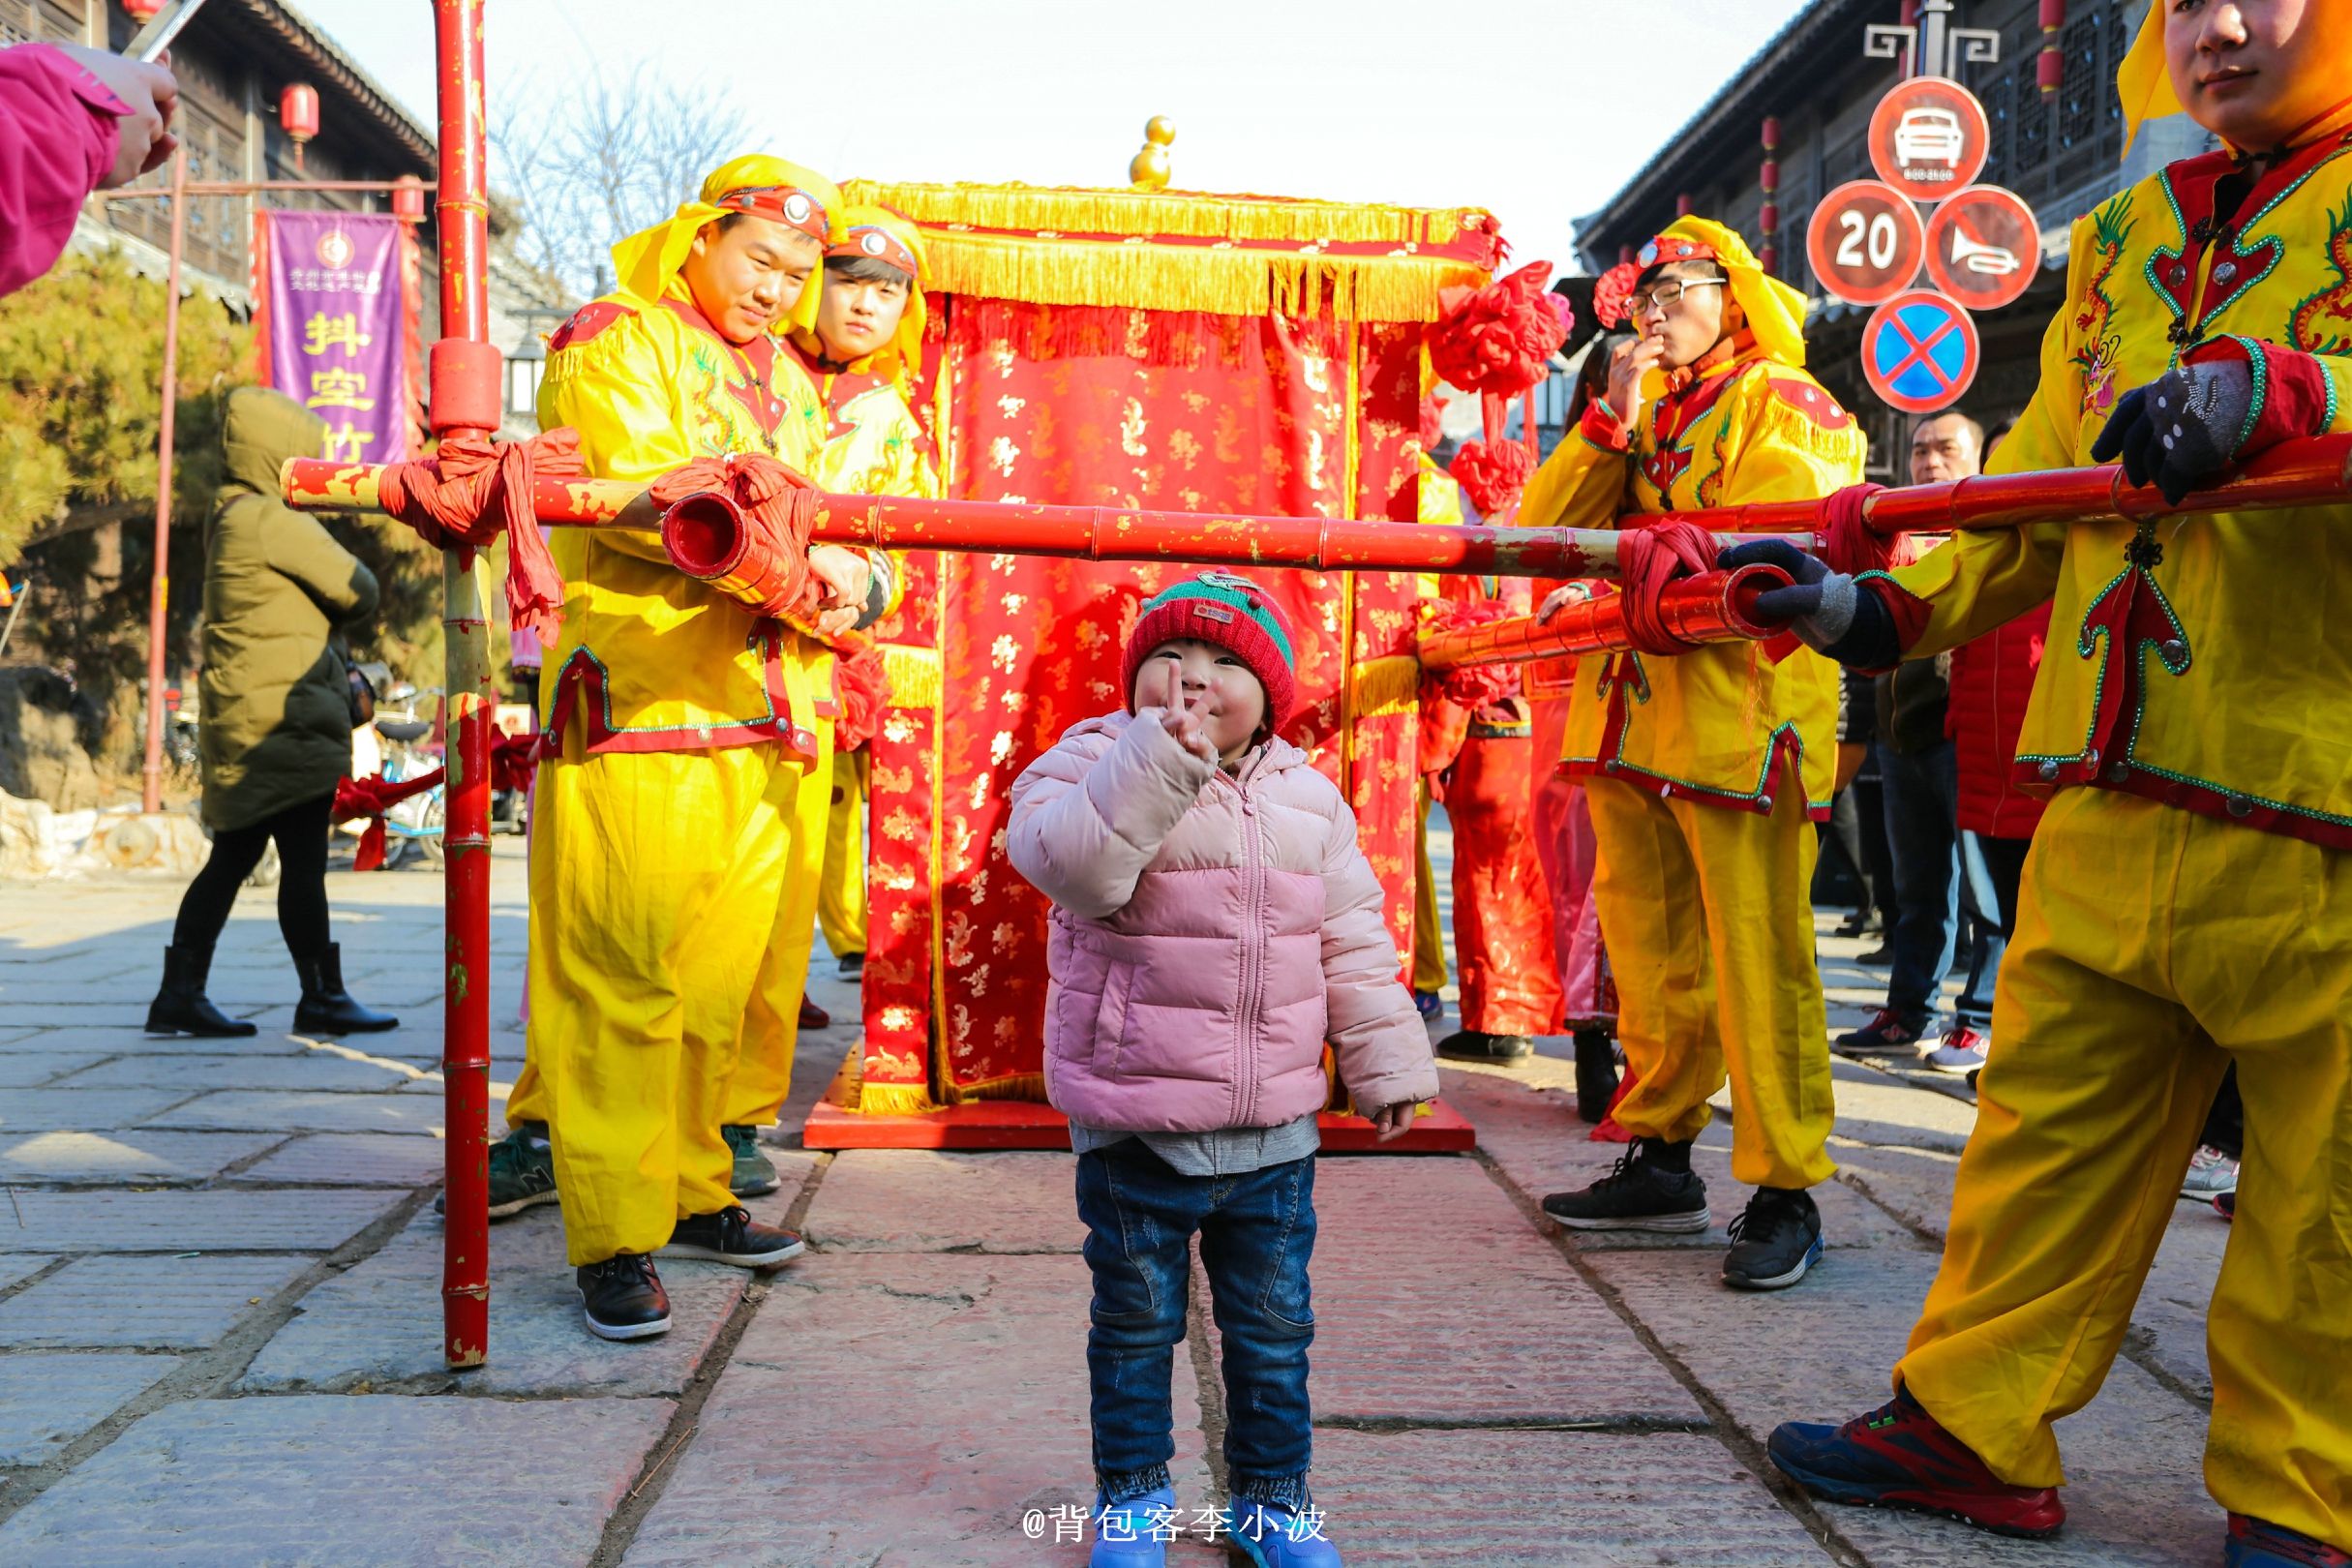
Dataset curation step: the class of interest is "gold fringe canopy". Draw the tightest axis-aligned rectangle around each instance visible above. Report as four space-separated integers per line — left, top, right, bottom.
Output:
843 180 1503 324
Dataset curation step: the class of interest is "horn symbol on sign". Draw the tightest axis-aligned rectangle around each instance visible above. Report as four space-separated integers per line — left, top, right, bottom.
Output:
1948 226 2020 277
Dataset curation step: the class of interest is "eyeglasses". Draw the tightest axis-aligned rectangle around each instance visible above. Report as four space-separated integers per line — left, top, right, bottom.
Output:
1629 278 1725 317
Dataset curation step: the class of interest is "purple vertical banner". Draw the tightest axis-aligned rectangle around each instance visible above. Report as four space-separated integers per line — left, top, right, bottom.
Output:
260 211 410 464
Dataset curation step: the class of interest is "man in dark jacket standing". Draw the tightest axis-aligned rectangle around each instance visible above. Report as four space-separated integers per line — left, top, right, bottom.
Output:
146 386 396 1038
1834 411 2005 1058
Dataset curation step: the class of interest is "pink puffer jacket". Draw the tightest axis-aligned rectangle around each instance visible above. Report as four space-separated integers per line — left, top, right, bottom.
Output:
1007 709 1438 1134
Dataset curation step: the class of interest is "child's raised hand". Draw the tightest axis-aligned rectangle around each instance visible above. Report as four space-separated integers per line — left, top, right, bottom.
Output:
1368 1101 1422 1142
1139 659 1216 765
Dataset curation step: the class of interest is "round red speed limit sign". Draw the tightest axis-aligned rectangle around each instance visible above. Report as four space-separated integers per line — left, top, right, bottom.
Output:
1807 180 1927 307
1869 76 1989 199
1924 185 2042 311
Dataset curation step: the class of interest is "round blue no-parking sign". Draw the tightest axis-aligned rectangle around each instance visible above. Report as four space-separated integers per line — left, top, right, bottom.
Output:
1861 289 1980 414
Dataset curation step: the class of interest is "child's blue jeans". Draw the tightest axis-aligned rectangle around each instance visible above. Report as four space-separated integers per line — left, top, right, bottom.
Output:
1076 1139 1316 1510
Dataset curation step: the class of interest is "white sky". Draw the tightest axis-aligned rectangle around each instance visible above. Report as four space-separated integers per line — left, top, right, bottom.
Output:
293 0 1810 274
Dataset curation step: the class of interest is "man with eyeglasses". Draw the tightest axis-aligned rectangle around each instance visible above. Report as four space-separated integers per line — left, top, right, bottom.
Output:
1522 218 1864 1293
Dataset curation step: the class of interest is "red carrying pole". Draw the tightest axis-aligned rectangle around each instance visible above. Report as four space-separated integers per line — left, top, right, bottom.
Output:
280 432 2352 580
432 0 496 1372
1416 564 1789 670
277 460 1731 580
140 145 189 818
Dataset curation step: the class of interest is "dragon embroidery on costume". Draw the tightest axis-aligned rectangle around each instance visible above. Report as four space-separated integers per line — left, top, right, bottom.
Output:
1694 411 1736 511
2072 193 2135 422
2289 194 2352 355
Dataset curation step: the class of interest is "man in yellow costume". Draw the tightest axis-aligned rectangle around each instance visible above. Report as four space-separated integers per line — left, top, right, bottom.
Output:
1527 217 1863 1292
497 155 894 1343
1762 7 2352 1561
720 205 936 1128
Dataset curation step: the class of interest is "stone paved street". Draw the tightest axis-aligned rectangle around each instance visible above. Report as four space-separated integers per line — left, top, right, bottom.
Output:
0 832 2239 1565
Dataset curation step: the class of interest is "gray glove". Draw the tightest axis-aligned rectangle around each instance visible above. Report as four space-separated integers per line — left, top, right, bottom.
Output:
2090 355 2256 505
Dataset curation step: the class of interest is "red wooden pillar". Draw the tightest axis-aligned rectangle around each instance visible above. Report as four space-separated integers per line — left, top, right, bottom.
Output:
431 0 498 1371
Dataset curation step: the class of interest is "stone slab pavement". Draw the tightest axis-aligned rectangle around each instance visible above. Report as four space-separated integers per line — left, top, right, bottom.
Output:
0 835 2252 1565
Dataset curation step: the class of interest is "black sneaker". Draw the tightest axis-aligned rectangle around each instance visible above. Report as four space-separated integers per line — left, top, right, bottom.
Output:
1856 941 1895 967
659 1206 805 1269
577 1253 671 1342
433 1124 558 1219
1435 1029 1532 1064
837 951 865 980
1541 1139 1710 1232
724 1125 780 1197
1834 1008 1930 1055
1723 1186 1824 1290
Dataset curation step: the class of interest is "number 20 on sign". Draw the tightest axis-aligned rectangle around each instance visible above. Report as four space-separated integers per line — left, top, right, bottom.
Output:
1806 180 1927 308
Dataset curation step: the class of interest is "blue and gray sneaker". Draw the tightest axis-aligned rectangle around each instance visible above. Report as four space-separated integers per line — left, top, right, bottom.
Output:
1091 1485 1177 1567
2226 1514 2352 1567
1228 1498 1342 1567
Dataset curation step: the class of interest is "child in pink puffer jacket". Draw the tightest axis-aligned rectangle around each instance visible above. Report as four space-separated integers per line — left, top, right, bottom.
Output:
1009 572 1437 1568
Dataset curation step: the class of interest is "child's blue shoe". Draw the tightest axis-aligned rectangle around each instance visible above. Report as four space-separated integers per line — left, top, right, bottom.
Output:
1091 1486 1178 1567
1227 1499 1342 1567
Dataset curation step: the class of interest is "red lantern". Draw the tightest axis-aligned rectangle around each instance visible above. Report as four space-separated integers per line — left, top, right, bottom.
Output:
280 83 319 144
2038 0 2066 95
391 174 427 222
121 0 164 21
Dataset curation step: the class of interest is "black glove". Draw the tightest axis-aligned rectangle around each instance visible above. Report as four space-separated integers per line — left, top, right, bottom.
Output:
2089 355 2257 505
1717 538 1900 669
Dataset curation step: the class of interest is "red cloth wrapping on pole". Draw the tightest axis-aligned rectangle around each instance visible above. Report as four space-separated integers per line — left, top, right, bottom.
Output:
373 429 580 641
333 769 444 873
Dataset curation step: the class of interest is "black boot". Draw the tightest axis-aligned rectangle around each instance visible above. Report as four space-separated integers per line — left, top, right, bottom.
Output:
145 945 257 1038
1572 1029 1620 1123
1434 1029 1533 1064
292 943 399 1035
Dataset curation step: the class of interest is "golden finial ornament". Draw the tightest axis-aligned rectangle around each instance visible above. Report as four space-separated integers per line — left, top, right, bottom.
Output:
1129 116 1176 191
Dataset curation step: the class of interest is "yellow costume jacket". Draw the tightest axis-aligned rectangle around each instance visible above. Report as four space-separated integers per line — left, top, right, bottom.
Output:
1873 133 2352 848
537 284 829 754
1519 342 1865 816
801 364 940 502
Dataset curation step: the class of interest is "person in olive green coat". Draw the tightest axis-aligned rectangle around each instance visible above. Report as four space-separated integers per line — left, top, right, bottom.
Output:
146 386 398 1038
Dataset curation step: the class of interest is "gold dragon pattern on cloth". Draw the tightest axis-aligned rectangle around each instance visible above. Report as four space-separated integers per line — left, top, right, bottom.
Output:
512 152 844 1267
1848 9 2352 1544
1517 215 1862 1192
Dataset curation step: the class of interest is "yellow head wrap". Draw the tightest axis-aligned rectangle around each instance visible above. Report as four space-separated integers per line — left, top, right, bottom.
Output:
606 153 846 337
801 203 931 392
1643 215 1811 369
2116 1 2182 157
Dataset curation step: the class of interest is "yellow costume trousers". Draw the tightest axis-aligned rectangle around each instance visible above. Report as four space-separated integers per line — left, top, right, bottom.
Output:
1897 788 2352 1549
1413 780 1449 994
718 709 834 1130
817 746 869 959
525 732 801 1266
1586 779 1835 1190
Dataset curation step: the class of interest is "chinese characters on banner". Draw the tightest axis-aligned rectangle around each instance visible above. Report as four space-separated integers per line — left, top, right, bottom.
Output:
254 211 417 463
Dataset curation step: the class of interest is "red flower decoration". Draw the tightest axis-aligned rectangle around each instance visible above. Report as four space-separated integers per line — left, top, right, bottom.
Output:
1449 438 1536 518
1426 261 1570 398
1591 262 1641 330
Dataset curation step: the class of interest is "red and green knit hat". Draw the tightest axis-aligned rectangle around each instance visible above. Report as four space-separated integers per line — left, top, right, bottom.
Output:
1122 572 1298 729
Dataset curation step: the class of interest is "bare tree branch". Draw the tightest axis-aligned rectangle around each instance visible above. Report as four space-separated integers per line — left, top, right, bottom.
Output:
491 66 753 302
